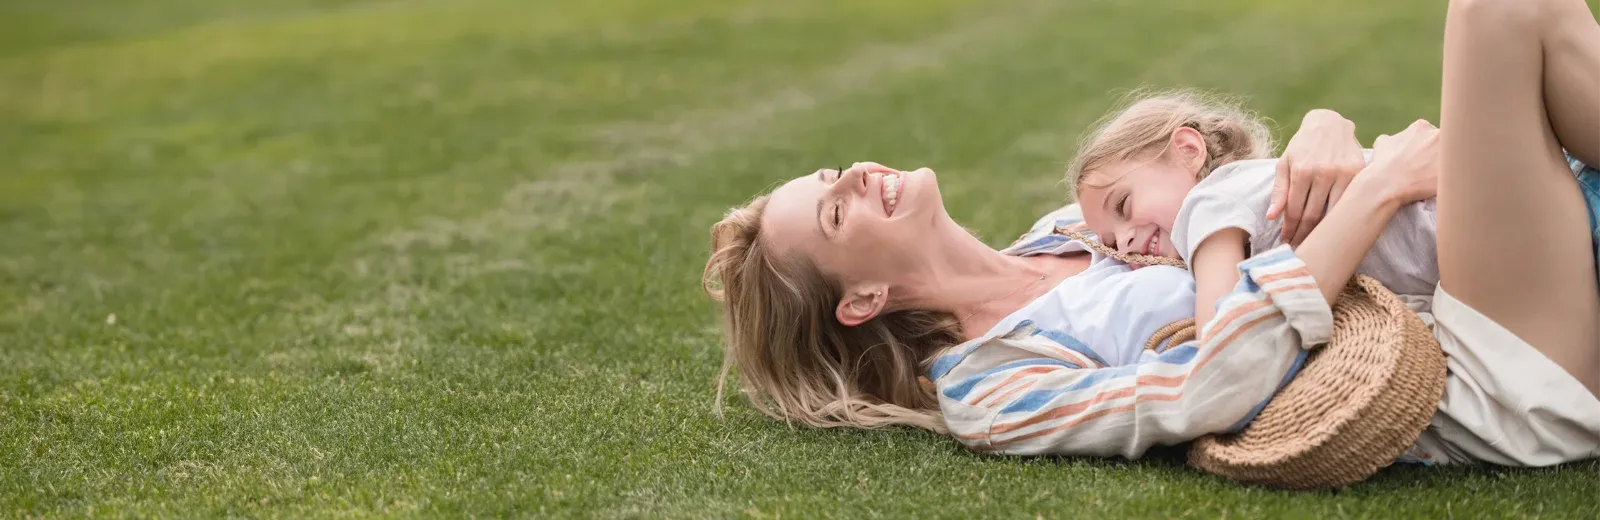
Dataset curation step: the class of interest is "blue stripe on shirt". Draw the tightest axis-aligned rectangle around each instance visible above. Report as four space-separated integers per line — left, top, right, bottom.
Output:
942 358 1082 401
1030 327 1110 367
994 343 1200 414
997 364 1139 413
928 343 982 381
1010 235 1067 255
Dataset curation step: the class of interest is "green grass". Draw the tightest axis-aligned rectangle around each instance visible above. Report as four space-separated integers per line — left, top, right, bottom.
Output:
3 0 1598 517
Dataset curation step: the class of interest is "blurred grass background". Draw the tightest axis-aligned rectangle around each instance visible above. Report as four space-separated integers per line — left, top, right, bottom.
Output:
2 0 1597 517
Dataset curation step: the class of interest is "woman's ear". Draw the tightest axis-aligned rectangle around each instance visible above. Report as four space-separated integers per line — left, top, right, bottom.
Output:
835 285 889 326
1171 126 1208 173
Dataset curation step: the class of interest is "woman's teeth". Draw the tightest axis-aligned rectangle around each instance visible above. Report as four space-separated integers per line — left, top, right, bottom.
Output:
883 173 901 216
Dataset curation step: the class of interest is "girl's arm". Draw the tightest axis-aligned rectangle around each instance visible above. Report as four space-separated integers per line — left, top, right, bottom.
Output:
1189 157 1410 328
1191 229 1249 332
1190 120 1434 325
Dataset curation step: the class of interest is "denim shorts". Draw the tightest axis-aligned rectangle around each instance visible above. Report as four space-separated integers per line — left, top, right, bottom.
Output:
1570 154 1600 280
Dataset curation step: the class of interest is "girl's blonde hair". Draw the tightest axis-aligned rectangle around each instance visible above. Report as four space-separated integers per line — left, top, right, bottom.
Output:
1066 88 1275 195
702 196 964 433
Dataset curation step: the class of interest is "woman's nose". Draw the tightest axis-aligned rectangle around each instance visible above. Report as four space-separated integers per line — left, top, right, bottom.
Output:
831 167 868 197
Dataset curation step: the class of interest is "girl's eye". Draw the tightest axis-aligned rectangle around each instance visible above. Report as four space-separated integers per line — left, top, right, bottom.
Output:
833 205 843 228
1115 195 1129 218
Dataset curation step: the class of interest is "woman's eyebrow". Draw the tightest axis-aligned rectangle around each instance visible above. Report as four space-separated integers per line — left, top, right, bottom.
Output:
812 167 838 238
815 197 828 238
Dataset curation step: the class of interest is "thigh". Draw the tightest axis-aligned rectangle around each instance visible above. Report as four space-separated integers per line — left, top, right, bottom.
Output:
1541 2 1600 166
1436 0 1600 393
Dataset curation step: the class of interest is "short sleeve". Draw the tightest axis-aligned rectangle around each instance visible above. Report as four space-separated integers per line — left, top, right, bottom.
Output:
1172 174 1268 264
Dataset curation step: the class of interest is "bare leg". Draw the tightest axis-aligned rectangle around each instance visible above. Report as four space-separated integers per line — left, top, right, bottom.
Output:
1437 0 1600 395
1543 5 1600 166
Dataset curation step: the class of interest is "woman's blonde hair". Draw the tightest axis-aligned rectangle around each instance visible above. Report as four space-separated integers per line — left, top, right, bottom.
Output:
1066 88 1275 195
702 195 964 433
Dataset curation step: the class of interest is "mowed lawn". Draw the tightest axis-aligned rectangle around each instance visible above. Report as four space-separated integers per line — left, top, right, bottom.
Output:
3 0 1599 517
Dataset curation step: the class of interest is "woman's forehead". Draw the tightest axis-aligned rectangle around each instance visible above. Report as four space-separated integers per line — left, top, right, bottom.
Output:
760 174 827 252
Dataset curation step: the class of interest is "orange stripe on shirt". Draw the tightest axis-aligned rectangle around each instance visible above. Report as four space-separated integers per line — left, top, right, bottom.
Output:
1044 343 1099 369
1251 266 1311 286
966 367 1059 405
989 386 1136 434
990 393 1185 448
981 380 1038 408
1197 312 1279 369
988 299 1277 435
1199 298 1272 341
1135 373 1185 387
1270 282 1319 294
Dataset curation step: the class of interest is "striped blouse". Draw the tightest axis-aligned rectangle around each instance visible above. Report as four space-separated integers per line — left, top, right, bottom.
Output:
930 206 1326 459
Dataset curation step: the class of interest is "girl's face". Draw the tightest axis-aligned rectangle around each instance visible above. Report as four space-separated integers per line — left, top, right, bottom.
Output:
1076 128 1207 259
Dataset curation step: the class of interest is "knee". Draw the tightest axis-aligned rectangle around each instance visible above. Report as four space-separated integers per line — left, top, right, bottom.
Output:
1449 0 1554 32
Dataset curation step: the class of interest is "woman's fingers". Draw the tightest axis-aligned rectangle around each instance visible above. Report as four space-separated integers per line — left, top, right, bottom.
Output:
1267 157 1294 220
1280 172 1314 243
1289 172 1335 245
1327 176 1351 216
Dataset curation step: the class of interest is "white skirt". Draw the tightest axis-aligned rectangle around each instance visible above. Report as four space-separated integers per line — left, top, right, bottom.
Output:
1406 285 1600 466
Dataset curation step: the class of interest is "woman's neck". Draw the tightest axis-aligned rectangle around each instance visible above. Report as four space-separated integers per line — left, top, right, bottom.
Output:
892 221 1090 338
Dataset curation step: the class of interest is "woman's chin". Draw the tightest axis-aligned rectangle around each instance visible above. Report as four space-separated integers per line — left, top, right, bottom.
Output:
903 170 945 219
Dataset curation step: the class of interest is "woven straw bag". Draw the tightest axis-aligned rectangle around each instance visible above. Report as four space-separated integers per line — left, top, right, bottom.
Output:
1063 230 1448 490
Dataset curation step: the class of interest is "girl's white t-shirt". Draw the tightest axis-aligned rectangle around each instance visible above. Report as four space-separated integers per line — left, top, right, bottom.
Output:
1170 156 1441 296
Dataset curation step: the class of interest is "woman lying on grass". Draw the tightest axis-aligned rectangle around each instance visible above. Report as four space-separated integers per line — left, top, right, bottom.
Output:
702 0 1600 466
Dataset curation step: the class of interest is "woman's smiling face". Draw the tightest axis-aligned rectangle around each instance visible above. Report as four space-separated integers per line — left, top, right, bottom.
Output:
760 165 946 290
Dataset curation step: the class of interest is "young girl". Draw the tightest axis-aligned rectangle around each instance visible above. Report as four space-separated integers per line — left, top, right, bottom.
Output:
1068 91 1452 331
1070 91 1600 336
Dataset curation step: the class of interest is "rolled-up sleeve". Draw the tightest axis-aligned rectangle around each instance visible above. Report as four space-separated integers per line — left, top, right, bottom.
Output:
935 245 1331 459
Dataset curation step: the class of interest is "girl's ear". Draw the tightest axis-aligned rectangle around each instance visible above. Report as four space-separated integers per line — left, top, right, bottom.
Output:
1171 126 1208 174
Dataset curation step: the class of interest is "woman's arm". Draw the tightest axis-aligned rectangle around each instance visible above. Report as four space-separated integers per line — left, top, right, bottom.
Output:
1180 119 1438 355
1272 109 1368 245
1289 119 1439 305
934 254 1324 458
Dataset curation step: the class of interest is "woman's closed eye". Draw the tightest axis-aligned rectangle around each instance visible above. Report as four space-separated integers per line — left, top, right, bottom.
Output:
1115 194 1130 218
833 204 843 228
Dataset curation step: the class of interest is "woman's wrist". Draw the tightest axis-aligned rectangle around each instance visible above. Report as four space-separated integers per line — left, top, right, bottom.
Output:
1346 170 1406 212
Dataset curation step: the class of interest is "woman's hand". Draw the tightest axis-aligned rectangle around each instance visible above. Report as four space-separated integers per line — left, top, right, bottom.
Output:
1360 119 1441 206
1270 109 1366 246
